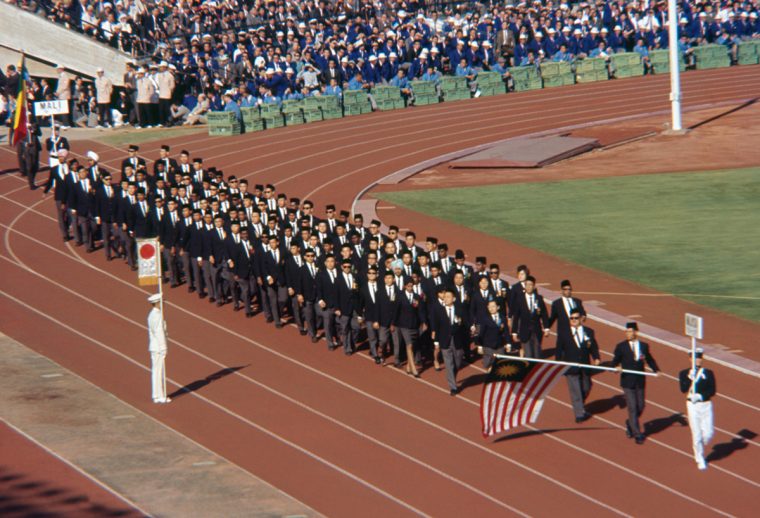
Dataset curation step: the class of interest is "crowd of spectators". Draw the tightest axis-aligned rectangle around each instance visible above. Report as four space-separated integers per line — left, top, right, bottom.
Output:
3 0 760 129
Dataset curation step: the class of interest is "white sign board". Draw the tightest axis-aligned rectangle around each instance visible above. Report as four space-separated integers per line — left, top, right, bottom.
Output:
34 100 69 116
685 313 703 340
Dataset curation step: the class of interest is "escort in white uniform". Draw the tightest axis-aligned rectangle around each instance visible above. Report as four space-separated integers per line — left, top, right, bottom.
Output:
679 348 716 470
147 293 170 403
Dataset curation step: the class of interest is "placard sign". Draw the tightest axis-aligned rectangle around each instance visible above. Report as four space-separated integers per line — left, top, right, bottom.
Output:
137 239 160 286
685 313 703 340
34 100 69 116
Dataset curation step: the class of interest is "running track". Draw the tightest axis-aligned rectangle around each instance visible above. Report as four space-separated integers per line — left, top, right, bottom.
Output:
1 66 760 516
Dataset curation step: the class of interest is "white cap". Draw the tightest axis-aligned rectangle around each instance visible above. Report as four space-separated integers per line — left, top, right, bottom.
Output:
548 28 556 34
148 293 162 303
87 151 99 161
562 26 571 32
340 56 348 63
389 52 398 58
614 24 622 30
417 13 424 19
591 27 599 33
470 41 479 47
58 147 68 155
96 67 104 72
431 46 440 52
378 52 387 58
519 33 528 39
286 67 294 73
276 31 284 36
56 64 65 69
265 68 275 74
601 27 609 33
369 55 377 61
482 41 491 47
160 61 168 67
573 28 582 35
535 31 543 37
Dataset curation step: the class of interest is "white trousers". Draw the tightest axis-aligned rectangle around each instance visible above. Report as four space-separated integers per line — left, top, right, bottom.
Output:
687 400 714 463
151 351 167 401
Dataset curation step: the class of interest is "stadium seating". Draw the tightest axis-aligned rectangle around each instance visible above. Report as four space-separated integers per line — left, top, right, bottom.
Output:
649 50 687 74
207 111 242 137
410 81 440 105
476 72 506 96
611 52 645 78
440 76 471 101
541 61 575 88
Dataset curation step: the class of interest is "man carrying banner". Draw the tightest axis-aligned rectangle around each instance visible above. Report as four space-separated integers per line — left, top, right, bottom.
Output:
558 307 600 423
147 293 170 403
613 322 659 444
679 348 716 470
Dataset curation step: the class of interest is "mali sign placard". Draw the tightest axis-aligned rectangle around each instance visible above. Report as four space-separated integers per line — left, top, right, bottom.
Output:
137 238 160 286
34 100 69 116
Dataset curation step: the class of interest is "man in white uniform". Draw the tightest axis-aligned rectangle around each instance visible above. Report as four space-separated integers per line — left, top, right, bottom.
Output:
147 293 170 403
679 348 716 470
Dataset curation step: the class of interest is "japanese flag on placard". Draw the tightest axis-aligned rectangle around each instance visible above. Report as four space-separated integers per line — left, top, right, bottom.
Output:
137 238 160 286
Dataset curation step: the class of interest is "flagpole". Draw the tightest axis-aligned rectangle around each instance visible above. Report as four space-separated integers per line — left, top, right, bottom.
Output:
493 355 658 377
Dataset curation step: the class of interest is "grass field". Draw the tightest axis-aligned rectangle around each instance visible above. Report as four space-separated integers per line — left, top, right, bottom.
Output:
376 168 760 322
94 126 204 147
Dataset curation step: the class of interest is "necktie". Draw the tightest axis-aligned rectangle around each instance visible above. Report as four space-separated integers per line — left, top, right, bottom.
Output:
243 241 250 258
309 264 315 277
448 306 454 324
630 341 640 361
493 314 498 324
369 283 376 303
106 186 111 197
408 292 413 303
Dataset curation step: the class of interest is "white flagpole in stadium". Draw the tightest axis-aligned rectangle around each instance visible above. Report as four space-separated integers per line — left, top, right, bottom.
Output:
667 0 682 131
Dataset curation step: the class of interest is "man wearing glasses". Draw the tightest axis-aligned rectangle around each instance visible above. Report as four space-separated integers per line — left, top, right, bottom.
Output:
559 307 601 423
548 279 587 357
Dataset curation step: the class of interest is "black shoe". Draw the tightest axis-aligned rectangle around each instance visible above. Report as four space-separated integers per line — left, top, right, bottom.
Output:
170 284 178 288
199 292 207 299
394 362 402 368
299 329 308 336
188 287 196 293
328 344 335 351
275 323 282 328
575 413 591 424
311 336 319 343
374 356 382 365
625 420 633 438
345 350 352 356
450 389 458 396
246 312 254 318
209 297 216 303
106 256 113 261
635 435 645 445
233 304 241 312
266 316 274 323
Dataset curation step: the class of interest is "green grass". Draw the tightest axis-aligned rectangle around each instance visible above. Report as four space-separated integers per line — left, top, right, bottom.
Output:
94 126 204 147
376 168 760 322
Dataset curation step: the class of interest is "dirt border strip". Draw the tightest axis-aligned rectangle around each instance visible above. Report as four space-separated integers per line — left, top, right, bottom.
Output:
353 101 760 381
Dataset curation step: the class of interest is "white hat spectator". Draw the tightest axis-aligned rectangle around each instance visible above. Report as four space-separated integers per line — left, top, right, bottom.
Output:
601 27 609 33
378 52 387 59
341 56 348 63
548 28 556 34
431 46 440 52
265 68 275 74
96 67 104 72
519 33 528 39
591 27 599 34
87 151 99 161
286 67 294 74
573 28 582 35
214 79 223 86
470 41 479 47
369 55 377 61
389 52 398 58
614 24 622 30
160 61 168 67
562 26 571 32
482 41 491 47
535 31 543 37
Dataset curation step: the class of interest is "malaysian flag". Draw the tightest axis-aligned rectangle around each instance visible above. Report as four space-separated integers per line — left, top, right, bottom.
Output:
480 357 568 438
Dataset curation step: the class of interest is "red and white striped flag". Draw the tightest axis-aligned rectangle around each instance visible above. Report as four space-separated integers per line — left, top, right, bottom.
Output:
480 357 568 438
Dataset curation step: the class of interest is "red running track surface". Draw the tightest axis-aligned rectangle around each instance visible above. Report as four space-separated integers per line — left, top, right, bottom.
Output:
1 66 760 516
